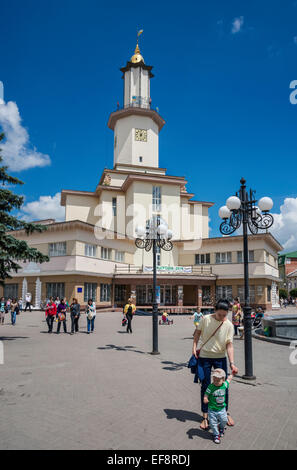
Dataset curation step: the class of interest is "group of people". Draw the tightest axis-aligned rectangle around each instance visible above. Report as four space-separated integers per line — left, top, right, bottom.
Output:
45 297 97 335
0 297 23 325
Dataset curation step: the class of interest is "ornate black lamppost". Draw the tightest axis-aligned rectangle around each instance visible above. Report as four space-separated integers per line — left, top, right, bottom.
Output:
219 178 274 380
135 219 173 355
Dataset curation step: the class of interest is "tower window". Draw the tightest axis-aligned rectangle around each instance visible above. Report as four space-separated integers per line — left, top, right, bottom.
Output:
112 198 117 216
139 156 143 162
152 186 161 212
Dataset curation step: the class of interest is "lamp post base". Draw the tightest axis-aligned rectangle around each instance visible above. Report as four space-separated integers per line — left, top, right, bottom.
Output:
150 351 160 356
241 375 256 381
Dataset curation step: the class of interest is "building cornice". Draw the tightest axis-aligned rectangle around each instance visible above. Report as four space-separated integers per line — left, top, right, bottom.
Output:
120 61 154 77
107 107 165 131
61 190 97 206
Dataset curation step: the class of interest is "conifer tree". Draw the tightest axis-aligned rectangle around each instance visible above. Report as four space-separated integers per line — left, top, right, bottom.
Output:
0 133 49 282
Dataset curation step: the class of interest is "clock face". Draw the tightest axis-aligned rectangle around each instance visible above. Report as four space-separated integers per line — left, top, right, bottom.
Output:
135 129 147 142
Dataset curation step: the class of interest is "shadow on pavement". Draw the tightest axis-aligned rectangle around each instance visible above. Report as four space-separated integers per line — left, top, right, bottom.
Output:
164 408 203 423
0 336 29 341
161 361 188 371
186 428 213 441
97 344 145 354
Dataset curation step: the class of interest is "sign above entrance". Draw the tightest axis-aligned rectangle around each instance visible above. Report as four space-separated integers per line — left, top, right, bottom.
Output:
143 266 192 274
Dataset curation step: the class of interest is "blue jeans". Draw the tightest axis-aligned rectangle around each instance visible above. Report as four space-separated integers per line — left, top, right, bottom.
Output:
87 317 95 332
208 408 228 437
11 311 16 325
199 357 228 413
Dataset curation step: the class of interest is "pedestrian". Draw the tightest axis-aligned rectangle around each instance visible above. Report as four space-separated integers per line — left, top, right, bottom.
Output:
56 298 67 334
54 297 60 309
231 298 242 336
45 297 57 333
192 310 203 327
203 368 234 444
10 298 19 325
5 298 11 314
123 298 136 333
70 298 80 334
0 297 5 325
18 298 23 312
25 292 32 312
192 298 238 431
86 299 96 334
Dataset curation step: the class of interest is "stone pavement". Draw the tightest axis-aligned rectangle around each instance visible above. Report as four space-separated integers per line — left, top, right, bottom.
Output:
0 309 296 450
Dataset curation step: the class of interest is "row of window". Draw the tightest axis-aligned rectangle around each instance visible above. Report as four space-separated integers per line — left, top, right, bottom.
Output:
48 242 125 262
46 283 111 302
216 285 270 303
195 251 259 265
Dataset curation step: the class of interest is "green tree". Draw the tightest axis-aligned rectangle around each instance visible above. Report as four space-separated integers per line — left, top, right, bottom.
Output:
289 288 297 298
0 133 49 283
279 288 288 299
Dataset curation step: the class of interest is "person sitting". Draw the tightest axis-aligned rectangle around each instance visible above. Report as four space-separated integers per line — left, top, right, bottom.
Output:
162 311 169 324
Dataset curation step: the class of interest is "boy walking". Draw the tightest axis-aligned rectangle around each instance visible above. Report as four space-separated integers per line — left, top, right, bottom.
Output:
203 368 234 444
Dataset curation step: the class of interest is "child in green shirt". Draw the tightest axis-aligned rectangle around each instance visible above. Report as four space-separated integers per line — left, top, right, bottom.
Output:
203 368 234 444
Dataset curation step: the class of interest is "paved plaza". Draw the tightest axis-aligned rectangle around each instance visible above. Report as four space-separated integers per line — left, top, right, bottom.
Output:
0 308 297 450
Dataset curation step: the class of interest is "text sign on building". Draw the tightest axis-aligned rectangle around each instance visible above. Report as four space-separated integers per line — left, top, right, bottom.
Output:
143 266 192 273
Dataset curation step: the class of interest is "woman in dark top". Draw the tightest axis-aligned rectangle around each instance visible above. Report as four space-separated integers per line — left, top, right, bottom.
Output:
70 298 80 334
123 298 136 333
57 299 67 334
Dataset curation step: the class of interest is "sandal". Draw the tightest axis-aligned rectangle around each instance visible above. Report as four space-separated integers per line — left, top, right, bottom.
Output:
227 414 235 426
200 418 209 430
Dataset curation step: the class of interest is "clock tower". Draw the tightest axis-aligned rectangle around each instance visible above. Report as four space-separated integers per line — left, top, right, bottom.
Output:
108 42 165 169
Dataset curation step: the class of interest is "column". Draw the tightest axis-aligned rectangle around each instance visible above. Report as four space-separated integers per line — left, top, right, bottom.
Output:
197 285 203 308
130 284 137 305
177 285 184 307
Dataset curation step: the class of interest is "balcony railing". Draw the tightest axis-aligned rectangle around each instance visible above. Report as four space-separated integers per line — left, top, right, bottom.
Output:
114 265 213 275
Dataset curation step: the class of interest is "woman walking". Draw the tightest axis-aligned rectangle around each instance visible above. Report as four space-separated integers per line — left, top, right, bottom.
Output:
56 298 67 334
192 299 238 430
231 298 242 336
0 297 6 325
70 298 80 335
123 298 136 333
45 298 57 333
10 299 19 325
86 299 96 334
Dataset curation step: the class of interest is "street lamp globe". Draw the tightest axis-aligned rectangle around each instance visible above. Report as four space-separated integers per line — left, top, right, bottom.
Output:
157 223 167 236
226 196 241 211
258 197 273 212
135 225 145 238
219 205 231 220
167 229 173 240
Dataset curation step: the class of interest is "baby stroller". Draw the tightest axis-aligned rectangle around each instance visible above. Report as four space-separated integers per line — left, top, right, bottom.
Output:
159 313 173 325
252 311 264 329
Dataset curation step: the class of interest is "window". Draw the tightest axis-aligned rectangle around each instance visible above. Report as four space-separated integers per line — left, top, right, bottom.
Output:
115 285 126 302
4 284 18 300
139 156 143 163
238 285 255 303
195 253 210 265
115 251 124 262
216 285 233 301
85 244 96 257
101 247 112 260
152 186 161 211
202 286 212 305
112 198 117 217
257 285 263 296
84 283 97 302
215 252 232 264
237 251 254 263
49 242 66 257
100 284 111 302
267 286 271 302
46 283 65 299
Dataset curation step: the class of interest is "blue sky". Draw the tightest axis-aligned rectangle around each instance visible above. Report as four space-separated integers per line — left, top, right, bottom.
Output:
1 0 297 248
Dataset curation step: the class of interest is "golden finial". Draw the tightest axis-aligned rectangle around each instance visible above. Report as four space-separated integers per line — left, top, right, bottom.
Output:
130 29 144 63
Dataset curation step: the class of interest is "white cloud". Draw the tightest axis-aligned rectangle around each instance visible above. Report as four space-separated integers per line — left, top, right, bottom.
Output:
20 192 65 222
231 16 244 34
0 100 51 171
270 198 297 251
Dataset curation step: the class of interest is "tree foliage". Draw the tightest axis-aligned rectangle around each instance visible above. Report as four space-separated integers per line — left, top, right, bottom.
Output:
279 288 288 299
289 288 297 298
0 133 49 283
